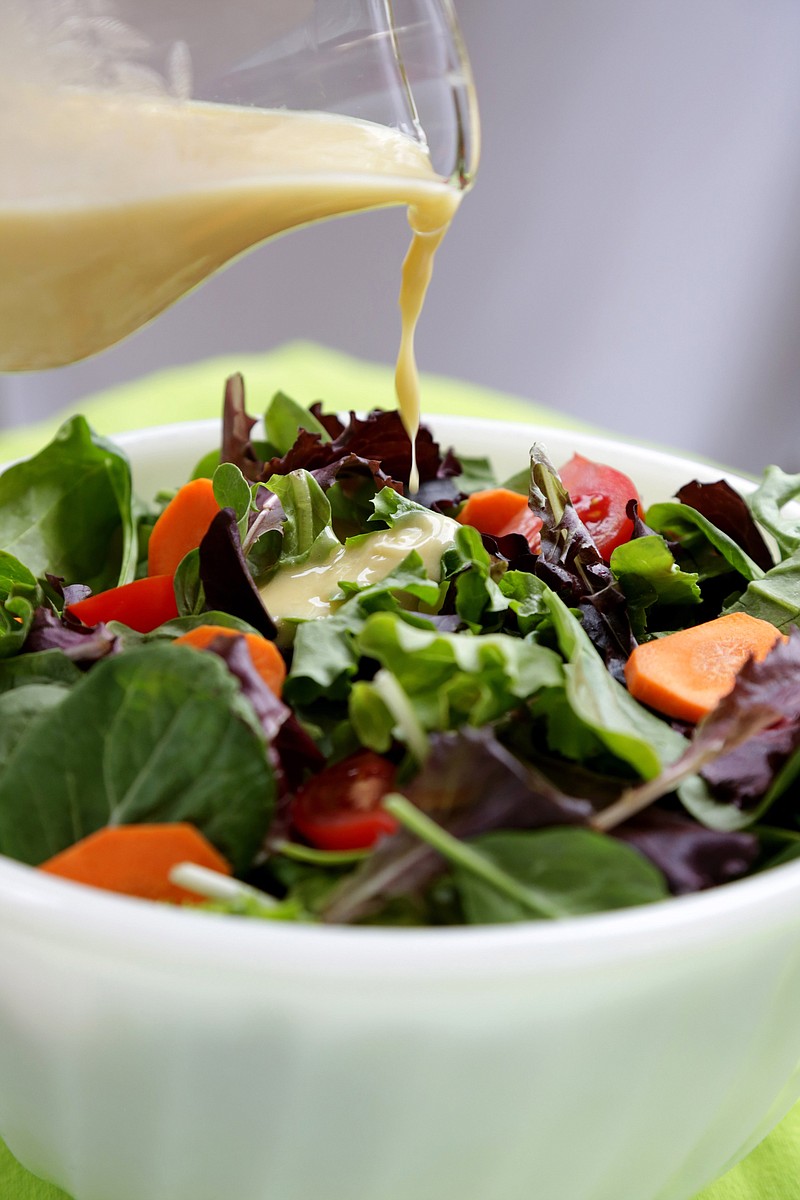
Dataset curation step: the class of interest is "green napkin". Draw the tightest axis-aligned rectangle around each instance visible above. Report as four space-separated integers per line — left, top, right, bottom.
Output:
1 342 798 1200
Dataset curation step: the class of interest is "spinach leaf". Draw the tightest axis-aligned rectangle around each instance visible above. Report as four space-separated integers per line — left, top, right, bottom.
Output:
0 643 275 871
212 462 253 525
610 535 701 609
0 648 82 693
645 501 765 583
675 479 774 572
0 684 71 771
264 390 331 454
450 454 496 495
0 416 136 591
384 796 667 922
455 829 669 921
538 584 688 778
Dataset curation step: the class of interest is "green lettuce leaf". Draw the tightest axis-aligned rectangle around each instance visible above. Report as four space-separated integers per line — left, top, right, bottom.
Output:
352 612 563 733
747 465 800 559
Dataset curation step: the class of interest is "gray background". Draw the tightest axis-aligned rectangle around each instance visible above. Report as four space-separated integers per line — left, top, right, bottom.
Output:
2 0 799 474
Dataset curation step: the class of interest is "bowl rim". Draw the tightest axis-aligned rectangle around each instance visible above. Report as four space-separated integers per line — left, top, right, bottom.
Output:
1 413 798 983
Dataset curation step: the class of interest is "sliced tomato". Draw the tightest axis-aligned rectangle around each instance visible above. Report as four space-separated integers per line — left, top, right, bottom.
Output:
496 506 542 553
289 750 398 851
558 453 641 559
67 574 179 633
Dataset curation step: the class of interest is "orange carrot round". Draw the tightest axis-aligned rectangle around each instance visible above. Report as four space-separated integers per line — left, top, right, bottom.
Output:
458 488 530 536
458 487 542 551
173 624 286 697
147 477 220 577
624 612 786 724
39 823 231 904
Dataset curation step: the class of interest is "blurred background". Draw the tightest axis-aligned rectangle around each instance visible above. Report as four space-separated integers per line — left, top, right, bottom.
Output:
2 0 800 473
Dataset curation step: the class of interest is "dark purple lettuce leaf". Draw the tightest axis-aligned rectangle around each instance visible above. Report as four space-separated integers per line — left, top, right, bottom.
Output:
23 605 119 665
526 446 637 677
203 634 324 803
199 509 277 640
221 373 261 482
627 498 660 541
322 727 592 923
217 375 460 496
701 721 800 809
613 807 758 894
676 479 774 573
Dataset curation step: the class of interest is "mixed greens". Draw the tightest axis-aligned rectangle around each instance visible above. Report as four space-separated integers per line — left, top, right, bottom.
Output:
1 377 799 926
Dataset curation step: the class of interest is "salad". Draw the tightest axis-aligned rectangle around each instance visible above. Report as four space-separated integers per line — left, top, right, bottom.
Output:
0 377 798 926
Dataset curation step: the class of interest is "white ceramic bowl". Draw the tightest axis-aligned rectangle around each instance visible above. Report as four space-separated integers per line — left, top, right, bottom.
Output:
1 416 799 1200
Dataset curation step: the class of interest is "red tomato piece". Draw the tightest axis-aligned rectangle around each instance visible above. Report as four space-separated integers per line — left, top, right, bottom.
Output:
497 506 542 553
67 574 179 633
558 453 641 559
289 750 398 851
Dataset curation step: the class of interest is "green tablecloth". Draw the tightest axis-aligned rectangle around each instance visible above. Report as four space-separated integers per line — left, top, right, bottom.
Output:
1 342 798 1200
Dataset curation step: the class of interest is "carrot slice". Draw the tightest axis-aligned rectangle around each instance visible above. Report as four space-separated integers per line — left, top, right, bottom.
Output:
173 624 286 697
458 487 542 551
39 823 231 904
147 478 220 577
625 612 786 723
458 488 530 536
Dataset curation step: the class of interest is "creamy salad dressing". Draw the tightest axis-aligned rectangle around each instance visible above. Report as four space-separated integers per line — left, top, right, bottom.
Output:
259 508 460 623
2 91 459 473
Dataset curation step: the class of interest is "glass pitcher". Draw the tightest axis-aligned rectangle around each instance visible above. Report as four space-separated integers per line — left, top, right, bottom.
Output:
0 0 479 372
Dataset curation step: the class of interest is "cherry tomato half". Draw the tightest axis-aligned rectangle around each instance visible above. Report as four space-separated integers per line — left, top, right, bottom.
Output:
558 454 641 560
289 750 398 851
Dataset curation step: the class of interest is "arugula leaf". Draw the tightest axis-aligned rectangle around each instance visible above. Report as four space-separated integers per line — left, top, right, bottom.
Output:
0 643 275 871
0 416 136 591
